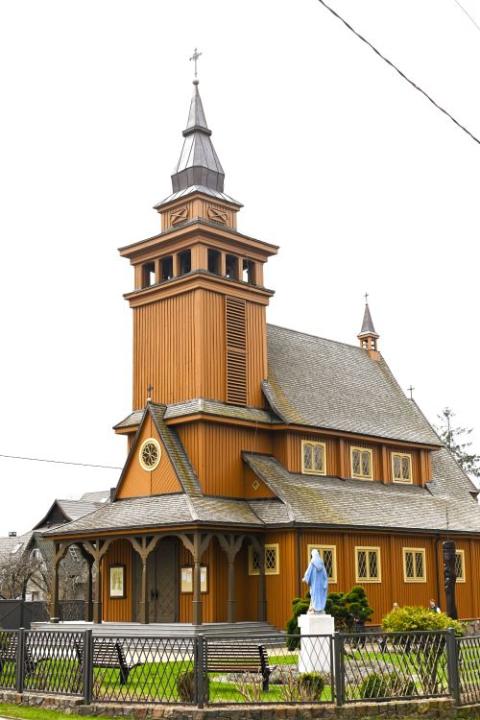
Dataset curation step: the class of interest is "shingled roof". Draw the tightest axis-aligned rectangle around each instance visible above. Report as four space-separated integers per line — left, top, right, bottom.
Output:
243 448 480 534
43 494 265 536
263 324 441 446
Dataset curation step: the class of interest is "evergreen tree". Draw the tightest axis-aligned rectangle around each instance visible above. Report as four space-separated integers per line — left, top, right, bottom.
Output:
435 407 480 478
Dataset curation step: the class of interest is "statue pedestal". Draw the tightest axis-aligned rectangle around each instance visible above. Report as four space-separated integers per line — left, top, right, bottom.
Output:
298 613 335 673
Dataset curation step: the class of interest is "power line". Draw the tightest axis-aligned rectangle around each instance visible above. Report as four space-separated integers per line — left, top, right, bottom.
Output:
315 0 480 147
0 453 121 470
451 0 480 34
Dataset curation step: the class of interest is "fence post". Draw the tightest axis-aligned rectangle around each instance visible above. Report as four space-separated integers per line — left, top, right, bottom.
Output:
83 629 93 705
15 628 25 694
446 629 460 705
334 632 345 706
194 635 205 708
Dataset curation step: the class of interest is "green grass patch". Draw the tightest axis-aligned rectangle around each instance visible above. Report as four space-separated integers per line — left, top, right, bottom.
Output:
0 703 122 720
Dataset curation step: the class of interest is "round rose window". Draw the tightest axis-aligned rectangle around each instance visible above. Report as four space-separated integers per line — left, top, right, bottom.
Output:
139 438 161 471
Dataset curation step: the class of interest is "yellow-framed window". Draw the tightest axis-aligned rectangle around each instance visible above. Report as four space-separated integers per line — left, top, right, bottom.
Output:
351 447 373 480
302 441 327 475
248 543 280 576
307 544 337 583
403 547 426 583
355 546 381 582
392 452 413 484
455 549 466 583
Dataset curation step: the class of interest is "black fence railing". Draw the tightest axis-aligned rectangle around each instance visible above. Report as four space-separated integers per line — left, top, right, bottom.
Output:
0 628 478 707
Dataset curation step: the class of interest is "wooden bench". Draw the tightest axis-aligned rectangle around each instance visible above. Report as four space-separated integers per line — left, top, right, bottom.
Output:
0 633 36 676
76 640 141 685
204 642 273 691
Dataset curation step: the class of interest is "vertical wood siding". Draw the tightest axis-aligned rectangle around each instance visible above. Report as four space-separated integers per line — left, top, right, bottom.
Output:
133 289 268 410
102 540 133 622
178 421 273 496
117 415 182 499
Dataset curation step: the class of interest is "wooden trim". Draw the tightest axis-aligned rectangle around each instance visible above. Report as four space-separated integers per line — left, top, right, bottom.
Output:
455 549 466 583
109 564 127 599
355 546 382 583
307 544 337 584
392 452 413 485
301 440 327 476
350 447 374 480
402 547 427 583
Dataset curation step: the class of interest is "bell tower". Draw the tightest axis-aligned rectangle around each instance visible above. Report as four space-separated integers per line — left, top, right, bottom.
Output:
120 75 278 410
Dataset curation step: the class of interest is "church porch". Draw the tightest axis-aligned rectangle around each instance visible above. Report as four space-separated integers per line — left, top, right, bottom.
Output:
49 529 268 627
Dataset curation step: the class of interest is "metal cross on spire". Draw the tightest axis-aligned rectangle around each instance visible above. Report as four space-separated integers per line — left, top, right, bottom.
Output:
146 384 154 402
190 48 202 79
364 292 369 304
407 385 415 400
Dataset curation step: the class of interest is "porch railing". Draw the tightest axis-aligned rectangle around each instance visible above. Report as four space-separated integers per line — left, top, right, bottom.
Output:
0 627 478 707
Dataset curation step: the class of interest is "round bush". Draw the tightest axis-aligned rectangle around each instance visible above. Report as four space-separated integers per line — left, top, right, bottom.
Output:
299 672 325 700
176 670 209 702
360 672 390 699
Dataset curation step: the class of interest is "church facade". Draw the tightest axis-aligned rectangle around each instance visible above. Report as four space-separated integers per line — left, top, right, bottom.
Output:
47 79 480 629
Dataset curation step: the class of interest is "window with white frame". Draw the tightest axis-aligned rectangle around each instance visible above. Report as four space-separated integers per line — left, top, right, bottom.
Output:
392 453 413 484
302 441 326 475
351 447 373 480
403 548 426 582
307 544 337 583
455 550 466 583
355 547 381 582
248 544 280 575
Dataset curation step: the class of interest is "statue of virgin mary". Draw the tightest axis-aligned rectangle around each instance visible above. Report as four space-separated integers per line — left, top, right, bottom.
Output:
303 549 328 614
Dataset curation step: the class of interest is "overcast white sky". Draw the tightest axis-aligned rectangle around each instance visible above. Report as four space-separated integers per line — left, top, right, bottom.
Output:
0 0 479 536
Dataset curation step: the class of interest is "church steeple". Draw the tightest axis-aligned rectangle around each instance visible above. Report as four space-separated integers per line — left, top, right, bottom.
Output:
171 79 225 194
358 295 380 358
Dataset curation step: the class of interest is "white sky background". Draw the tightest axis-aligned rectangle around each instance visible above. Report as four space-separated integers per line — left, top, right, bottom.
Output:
0 0 479 536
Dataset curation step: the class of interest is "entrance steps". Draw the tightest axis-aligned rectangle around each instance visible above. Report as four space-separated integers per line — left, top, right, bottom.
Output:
31 620 284 640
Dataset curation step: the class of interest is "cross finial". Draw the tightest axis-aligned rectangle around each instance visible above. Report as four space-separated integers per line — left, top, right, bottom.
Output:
190 48 202 80
147 384 154 403
407 385 415 400
364 292 369 304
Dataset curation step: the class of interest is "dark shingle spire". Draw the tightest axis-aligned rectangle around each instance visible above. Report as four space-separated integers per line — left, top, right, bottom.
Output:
359 302 378 337
171 80 225 194
358 295 380 355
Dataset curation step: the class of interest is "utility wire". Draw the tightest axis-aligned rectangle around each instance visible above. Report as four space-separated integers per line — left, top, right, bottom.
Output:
451 0 480 34
316 0 480 147
0 453 121 470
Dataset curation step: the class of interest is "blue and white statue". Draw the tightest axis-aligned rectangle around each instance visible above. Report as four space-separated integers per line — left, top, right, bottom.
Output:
303 549 328 614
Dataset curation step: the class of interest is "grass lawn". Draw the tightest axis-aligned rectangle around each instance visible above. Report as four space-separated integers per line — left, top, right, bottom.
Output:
0 704 123 720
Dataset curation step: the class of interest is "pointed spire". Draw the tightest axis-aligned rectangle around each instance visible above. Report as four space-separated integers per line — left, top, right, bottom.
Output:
170 80 225 194
358 294 380 356
359 302 378 337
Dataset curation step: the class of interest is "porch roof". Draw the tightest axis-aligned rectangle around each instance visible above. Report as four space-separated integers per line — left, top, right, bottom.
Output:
42 493 268 537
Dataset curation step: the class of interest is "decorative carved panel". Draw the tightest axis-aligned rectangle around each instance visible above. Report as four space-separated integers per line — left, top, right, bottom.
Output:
170 206 189 226
207 205 228 225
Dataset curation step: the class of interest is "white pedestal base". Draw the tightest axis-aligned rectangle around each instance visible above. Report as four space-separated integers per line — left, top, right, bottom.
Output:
298 613 335 673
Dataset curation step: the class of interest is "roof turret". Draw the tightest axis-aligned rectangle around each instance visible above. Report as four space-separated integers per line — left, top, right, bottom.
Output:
171 80 225 194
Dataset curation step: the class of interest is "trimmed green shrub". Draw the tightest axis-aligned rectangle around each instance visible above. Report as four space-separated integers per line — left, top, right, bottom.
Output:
360 672 416 700
286 586 374 649
382 605 464 635
298 672 325 700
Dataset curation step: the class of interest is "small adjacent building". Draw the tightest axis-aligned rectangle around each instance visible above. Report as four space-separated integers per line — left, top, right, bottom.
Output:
45 80 480 628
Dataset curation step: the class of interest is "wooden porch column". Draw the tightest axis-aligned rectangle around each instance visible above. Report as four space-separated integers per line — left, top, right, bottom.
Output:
179 533 212 626
78 546 94 622
251 537 267 622
128 536 161 624
217 535 244 623
50 542 67 619
83 539 113 624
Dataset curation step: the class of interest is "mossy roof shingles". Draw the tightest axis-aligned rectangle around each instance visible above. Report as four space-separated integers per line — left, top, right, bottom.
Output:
264 325 441 446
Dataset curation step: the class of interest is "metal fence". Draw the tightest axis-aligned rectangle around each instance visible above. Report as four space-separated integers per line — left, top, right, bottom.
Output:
0 601 49 630
0 628 478 707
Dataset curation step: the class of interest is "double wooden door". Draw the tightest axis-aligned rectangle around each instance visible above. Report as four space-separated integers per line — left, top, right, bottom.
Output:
147 539 178 623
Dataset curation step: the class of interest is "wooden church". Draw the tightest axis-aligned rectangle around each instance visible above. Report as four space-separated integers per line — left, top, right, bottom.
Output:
47 77 480 629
